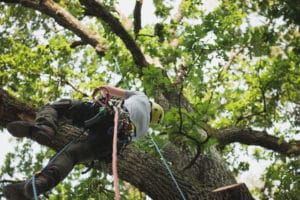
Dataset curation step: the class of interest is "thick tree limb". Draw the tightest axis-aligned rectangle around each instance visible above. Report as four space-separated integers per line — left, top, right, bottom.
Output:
133 0 142 37
0 0 107 55
216 128 300 157
0 88 36 127
1 0 148 68
79 0 149 69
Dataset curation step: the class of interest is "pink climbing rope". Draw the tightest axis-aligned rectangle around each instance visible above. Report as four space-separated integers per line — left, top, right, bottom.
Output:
92 86 120 200
113 105 120 200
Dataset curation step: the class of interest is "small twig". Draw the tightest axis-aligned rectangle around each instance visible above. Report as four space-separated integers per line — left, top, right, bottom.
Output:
182 143 201 171
0 179 21 184
224 45 246 71
235 68 268 125
70 40 87 48
181 133 211 171
136 34 155 38
178 84 184 134
61 80 89 97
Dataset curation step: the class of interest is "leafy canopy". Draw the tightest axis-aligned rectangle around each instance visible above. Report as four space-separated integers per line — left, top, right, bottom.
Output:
0 0 300 199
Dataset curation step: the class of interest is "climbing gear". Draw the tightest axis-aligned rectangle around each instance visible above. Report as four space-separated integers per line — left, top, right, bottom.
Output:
7 121 55 145
150 101 164 124
91 86 121 200
114 58 176 199
91 86 111 106
32 175 38 200
116 102 136 145
89 87 134 148
84 106 111 127
90 86 131 200
149 133 187 200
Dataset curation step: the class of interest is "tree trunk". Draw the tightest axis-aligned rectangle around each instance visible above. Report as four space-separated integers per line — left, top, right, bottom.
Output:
0 88 254 200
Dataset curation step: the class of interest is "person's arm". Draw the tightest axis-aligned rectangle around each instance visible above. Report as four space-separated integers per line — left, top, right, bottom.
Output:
100 85 126 98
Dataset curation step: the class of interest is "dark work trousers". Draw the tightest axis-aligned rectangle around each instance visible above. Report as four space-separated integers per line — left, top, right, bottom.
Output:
35 99 115 182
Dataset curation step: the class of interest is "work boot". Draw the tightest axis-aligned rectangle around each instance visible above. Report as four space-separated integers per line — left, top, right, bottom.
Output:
7 121 55 145
24 168 61 198
3 181 30 200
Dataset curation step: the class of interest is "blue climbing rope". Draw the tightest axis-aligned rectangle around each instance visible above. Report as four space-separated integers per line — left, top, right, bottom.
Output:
149 132 187 200
32 175 38 200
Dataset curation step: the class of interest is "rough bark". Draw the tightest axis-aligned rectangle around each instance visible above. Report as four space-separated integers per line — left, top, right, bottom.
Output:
0 88 36 127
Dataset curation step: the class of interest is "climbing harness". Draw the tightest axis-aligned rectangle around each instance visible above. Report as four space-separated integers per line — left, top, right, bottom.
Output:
91 88 135 146
149 133 187 200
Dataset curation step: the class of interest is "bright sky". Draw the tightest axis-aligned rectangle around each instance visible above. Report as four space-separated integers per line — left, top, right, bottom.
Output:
0 130 15 162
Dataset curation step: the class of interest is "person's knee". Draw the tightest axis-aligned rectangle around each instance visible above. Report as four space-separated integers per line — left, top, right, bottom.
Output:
65 140 93 163
35 102 59 128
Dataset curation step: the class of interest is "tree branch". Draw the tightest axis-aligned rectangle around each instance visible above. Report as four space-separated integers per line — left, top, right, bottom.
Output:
133 0 142 38
0 179 21 184
0 88 36 127
172 0 187 23
223 45 245 71
79 0 149 69
0 0 107 55
216 128 300 157
169 0 187 48
69 40 87 49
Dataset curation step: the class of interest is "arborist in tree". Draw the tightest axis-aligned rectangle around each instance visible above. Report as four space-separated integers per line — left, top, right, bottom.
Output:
3 85 164 200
